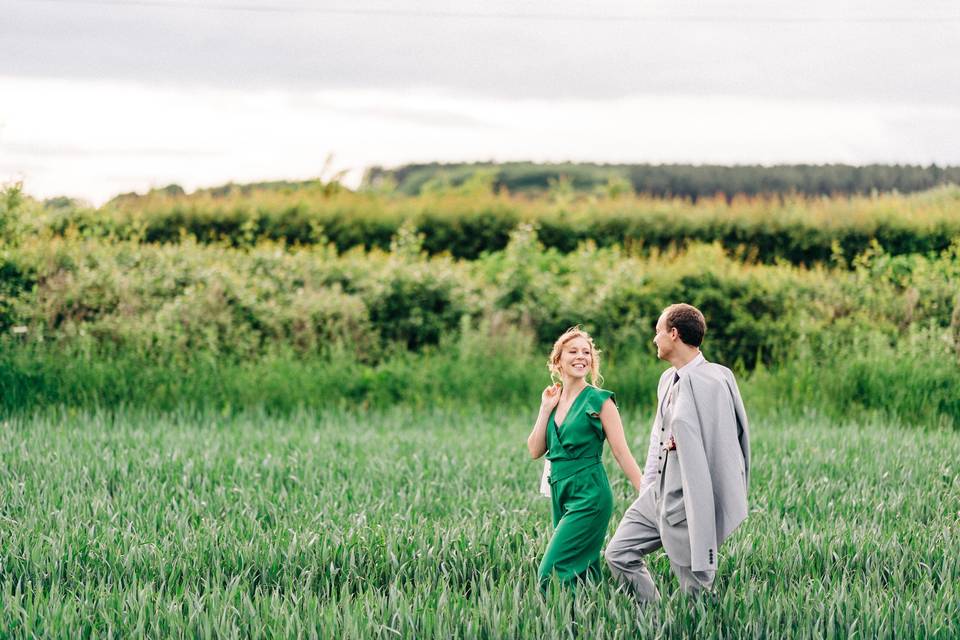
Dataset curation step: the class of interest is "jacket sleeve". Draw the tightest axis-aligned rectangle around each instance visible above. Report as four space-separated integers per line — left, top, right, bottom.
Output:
673 377 719 573
725 374 751 492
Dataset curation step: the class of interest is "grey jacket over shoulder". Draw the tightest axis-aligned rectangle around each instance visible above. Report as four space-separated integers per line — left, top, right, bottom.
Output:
667 360 751 572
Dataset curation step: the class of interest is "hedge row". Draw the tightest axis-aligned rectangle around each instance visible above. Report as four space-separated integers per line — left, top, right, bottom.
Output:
39 187 960 264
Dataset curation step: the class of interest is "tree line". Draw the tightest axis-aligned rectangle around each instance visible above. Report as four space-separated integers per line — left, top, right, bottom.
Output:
363 162 960 200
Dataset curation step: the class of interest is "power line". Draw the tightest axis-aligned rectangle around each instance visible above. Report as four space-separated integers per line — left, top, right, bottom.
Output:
21 0 960 23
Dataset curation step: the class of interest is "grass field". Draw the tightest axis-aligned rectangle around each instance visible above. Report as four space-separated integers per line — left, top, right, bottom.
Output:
2 406 958 638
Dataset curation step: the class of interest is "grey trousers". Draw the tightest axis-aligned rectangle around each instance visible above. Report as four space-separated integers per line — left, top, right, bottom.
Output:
604 448 715 602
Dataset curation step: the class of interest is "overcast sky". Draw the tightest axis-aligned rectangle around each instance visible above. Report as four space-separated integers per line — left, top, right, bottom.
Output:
2 0 960 203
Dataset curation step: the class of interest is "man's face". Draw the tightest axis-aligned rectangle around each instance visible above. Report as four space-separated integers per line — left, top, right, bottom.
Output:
652 313 677 361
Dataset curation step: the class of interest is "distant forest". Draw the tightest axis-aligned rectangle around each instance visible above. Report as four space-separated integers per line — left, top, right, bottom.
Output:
362 162 960 200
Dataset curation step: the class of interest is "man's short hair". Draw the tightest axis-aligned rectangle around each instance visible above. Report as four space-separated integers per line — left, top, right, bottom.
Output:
662 303 706 347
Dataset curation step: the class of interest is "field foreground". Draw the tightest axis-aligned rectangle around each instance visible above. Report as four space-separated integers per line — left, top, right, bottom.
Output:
1 408 958 638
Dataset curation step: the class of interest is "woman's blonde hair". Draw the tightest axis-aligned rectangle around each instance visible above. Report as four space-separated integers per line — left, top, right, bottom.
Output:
547 325 603 387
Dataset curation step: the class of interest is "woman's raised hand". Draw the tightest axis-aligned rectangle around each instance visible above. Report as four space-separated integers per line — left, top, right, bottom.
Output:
540 382 562 411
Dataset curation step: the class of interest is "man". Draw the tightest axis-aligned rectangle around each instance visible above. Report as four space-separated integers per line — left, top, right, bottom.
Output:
604 303 750 602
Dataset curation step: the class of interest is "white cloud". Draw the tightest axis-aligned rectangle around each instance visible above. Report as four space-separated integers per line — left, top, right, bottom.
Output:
5 0 959 102
2 76 959 204
3 0 959 202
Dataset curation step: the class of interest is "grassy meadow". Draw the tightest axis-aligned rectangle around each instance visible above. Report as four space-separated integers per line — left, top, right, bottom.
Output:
2 179 960 637
1 407 958 638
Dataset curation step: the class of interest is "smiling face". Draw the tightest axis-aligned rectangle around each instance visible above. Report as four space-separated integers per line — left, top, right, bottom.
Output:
558 336 593 380
547 326 603 387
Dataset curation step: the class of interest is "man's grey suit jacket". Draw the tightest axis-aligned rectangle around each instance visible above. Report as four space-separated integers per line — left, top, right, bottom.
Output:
661 358 751 572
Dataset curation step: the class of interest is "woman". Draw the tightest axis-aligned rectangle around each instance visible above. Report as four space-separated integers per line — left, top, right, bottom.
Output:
527 326 644 590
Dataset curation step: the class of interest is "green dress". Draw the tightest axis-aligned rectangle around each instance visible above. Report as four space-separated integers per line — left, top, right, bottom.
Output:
538 385 616 589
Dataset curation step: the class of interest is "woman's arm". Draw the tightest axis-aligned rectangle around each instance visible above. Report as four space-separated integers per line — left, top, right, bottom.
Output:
528 383 560 459
600 398 644 492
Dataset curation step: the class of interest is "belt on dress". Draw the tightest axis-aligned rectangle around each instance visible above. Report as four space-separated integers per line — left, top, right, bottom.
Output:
547 455 602 485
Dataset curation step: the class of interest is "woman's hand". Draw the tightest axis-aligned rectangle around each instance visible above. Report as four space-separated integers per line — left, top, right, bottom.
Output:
528 383 560 459
540 382 562 412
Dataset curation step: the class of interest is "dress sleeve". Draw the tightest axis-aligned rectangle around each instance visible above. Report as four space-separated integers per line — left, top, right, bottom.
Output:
585 387 617 436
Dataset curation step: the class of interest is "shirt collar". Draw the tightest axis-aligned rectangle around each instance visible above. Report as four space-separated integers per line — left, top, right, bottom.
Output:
674 351 705 381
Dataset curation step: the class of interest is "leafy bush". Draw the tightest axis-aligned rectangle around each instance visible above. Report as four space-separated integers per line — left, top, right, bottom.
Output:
365 263 469 351
1 182 26 247
4 214 958 378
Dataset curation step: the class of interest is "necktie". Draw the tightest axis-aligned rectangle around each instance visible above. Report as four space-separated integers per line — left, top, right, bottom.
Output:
667 372 682 409
661 372 681 418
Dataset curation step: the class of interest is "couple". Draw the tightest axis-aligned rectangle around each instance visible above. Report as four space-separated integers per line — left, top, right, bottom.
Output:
526 303 750 602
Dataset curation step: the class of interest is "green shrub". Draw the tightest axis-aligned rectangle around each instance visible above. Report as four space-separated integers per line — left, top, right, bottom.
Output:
3 222 957 386
365 264 468 351
0 182 25 247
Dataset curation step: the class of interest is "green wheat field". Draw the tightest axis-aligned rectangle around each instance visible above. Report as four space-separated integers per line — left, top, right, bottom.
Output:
3 180 960 637
2 407 958 638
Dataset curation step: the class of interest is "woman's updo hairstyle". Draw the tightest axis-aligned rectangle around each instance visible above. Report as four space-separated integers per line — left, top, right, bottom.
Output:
547 325 603 387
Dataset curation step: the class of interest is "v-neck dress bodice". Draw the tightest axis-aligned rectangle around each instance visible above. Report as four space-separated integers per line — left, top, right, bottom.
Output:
546 386 616 465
